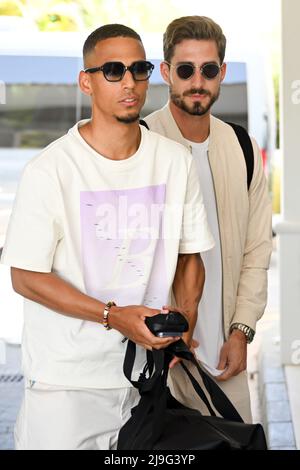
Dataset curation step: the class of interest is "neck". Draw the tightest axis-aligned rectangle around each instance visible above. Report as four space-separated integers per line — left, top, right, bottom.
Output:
169 101 210 143
79 111 141 161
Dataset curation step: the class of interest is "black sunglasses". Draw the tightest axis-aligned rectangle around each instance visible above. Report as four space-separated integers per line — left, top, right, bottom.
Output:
166 61 221 80
84 60 154 82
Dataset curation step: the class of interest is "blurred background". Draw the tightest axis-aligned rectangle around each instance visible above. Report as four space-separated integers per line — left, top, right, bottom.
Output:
0 2 281 260
2 0 299 452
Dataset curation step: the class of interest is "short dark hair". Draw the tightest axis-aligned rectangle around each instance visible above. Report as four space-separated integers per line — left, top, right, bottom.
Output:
163 16 226 64
83 24 142 66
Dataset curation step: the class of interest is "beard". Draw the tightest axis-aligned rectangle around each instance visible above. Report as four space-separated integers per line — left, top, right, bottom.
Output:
115 113 140 124
170 87 220 116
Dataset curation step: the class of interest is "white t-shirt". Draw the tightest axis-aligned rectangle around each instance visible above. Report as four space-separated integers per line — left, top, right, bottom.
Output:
1 121 214 389
185 137 224 377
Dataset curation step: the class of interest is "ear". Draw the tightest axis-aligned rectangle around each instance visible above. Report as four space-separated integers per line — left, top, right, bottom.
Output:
220 62 227 83
160 61 171 85
78 70 92 96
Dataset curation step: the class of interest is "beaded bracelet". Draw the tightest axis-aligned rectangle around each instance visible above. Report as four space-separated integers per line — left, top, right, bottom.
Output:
103 301 116 330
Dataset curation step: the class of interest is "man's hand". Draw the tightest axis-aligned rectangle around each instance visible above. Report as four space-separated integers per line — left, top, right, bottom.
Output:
9 269 178 353
109 305 181 351
216 329 247 381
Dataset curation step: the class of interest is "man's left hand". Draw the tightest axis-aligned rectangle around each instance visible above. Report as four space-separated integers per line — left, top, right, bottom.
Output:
216 329 247 381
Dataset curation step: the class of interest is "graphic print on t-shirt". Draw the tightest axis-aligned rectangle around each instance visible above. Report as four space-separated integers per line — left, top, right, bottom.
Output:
80 184 168 308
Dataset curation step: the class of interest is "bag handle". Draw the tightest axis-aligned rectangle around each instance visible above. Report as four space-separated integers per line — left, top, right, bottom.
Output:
123 340 165 393
121 341 169 448
180 362 217 417
168 340 244 423
123 339 243 422
121 339 243 449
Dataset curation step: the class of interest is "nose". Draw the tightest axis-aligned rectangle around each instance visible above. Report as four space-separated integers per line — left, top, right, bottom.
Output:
190 67 206 88
121 69 136 89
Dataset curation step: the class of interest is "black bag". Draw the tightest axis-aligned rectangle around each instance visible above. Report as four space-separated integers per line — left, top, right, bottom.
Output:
117 339 267 450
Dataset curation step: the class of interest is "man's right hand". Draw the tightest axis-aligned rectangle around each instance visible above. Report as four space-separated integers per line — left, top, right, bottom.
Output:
10 268 179 351
109 305 181 351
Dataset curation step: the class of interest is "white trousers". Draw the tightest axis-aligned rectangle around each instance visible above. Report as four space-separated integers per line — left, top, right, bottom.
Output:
15 380 140 450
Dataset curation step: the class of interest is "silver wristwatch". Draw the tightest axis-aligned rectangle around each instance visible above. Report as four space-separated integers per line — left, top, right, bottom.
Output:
229 323 255 344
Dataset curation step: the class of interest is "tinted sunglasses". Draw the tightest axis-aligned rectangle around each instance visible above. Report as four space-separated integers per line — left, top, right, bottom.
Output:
166 61 221 80
84 60 154 82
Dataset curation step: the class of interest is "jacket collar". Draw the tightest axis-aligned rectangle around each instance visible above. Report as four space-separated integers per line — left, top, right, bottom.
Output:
159 102 220 151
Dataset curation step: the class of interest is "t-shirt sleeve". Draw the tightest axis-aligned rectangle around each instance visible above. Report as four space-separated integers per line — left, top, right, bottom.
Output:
0 163 63 272
179 156 215 254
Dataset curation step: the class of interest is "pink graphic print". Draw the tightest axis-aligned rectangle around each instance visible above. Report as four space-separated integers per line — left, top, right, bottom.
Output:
80 185 168 308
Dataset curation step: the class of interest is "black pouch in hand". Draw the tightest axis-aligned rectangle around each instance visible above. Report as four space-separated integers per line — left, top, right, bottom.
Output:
145 312 189 337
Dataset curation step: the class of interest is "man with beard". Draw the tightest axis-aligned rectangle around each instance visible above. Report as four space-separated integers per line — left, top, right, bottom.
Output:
145 16 272 422
0 24 214 449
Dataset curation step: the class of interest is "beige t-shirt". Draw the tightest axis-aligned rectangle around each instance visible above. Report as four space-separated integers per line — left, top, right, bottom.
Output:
1 121 214 388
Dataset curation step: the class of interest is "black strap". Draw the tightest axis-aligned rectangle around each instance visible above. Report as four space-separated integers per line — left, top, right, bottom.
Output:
226 122 254 191
140 119 254 191
123 339 243 423
142 118 254 191
180 361 216 416
121 340 244 449
168 340 243 423
139 119 149 130
122 342 168 447
180 355 243 423
123 340 164 393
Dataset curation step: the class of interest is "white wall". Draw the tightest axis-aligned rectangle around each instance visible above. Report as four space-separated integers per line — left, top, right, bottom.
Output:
277 0 300 365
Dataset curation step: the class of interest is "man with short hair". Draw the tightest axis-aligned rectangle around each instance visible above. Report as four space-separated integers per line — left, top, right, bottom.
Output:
145 16 273 423
0 24 214 450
